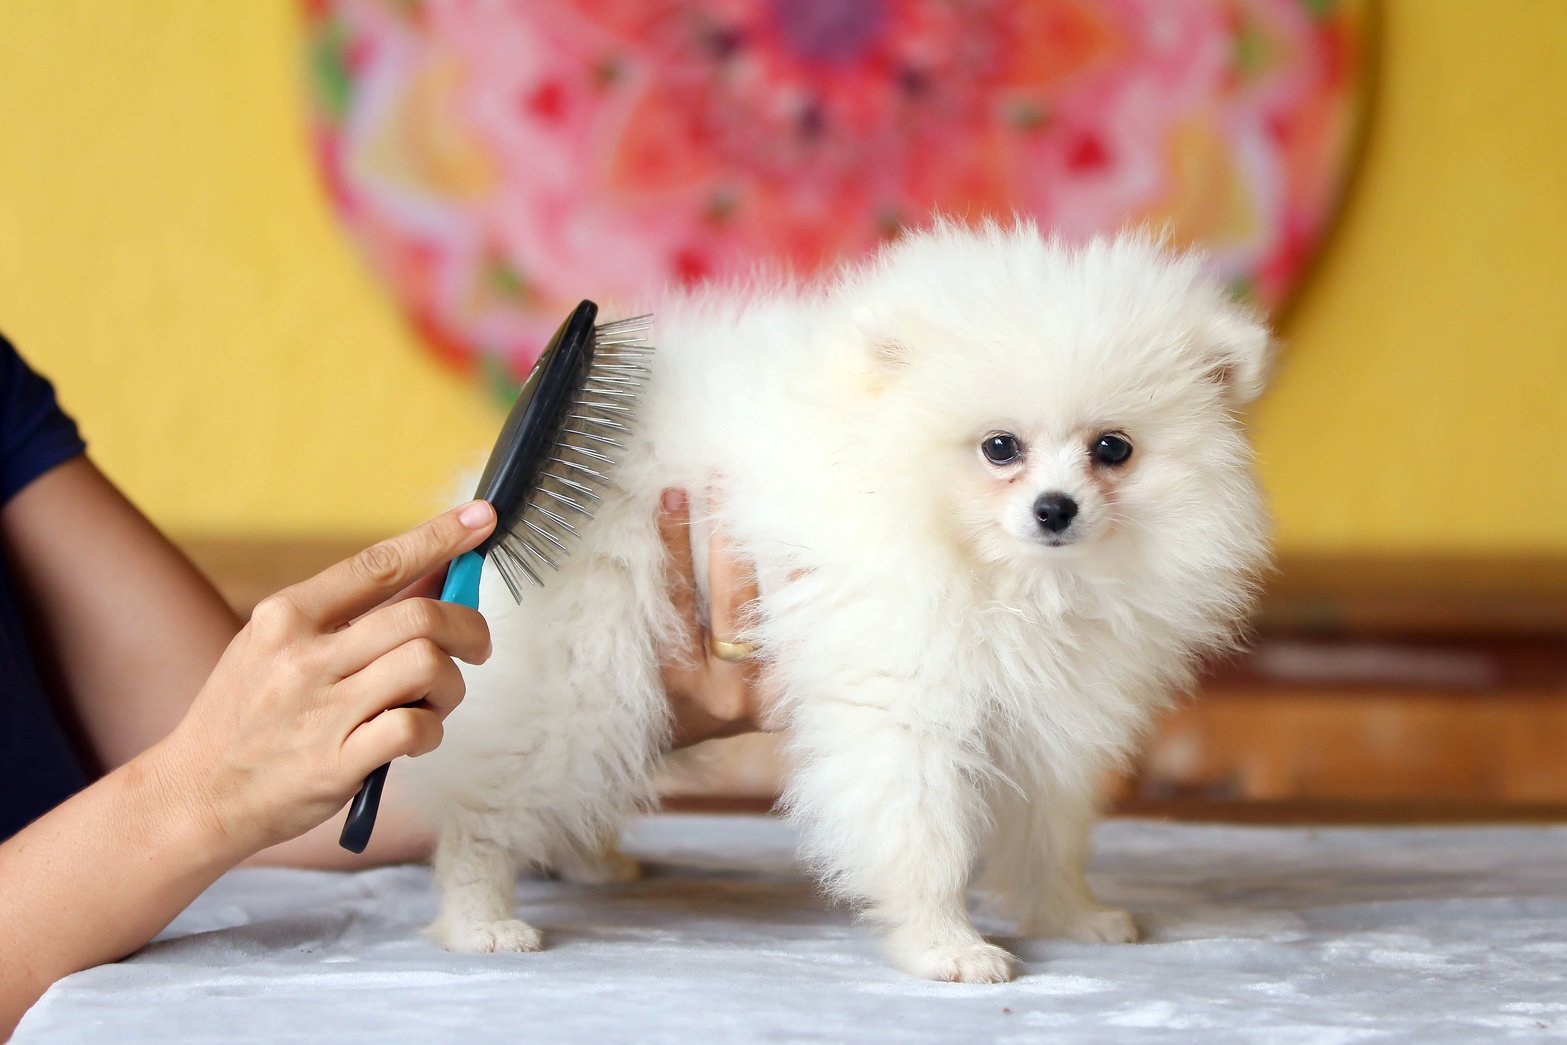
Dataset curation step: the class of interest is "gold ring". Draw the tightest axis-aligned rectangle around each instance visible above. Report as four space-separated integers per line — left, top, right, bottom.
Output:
708 635 756 663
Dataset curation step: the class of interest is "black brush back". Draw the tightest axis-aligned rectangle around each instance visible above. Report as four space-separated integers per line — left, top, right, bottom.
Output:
472 300 599 558
478 300 653 600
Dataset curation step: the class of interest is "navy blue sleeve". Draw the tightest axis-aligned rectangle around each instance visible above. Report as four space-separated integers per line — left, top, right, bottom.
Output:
0 333 91 839
0 333 86 505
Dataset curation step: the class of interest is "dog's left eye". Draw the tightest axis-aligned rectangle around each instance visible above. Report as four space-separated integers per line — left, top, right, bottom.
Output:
1092 433 1134 467
981 433 1022 465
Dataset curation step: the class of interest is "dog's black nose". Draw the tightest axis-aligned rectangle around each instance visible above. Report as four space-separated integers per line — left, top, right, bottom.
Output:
1034 492 1078 534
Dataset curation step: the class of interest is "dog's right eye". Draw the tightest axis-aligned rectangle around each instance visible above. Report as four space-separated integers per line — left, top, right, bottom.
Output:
981 433 1022 465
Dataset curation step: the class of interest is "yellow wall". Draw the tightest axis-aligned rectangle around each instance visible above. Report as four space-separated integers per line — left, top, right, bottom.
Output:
1253 0 1567 557
1 1 1564 555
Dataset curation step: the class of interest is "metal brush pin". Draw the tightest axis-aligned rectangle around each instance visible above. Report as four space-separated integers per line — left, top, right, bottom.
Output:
485 312 650 600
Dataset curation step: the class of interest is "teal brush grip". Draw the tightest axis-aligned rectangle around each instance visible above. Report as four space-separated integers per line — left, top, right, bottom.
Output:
440 549 484 608
339 549 484 853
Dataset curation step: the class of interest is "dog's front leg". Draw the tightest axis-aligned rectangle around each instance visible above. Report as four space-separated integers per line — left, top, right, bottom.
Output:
428 818 539 953
983 780 1138 944
787 699 1016 983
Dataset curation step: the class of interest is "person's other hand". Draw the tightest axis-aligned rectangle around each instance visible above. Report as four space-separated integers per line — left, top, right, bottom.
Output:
657 488 771 748
152 502 496 857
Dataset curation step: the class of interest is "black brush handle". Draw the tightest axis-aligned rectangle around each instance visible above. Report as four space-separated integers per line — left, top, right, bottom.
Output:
339 761 389 854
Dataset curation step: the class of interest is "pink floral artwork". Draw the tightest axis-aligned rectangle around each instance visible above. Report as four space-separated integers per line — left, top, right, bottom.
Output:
303 0 1370 389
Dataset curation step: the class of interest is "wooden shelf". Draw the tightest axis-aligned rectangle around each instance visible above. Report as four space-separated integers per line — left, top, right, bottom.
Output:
180 536 1567 817
180 538 1567 639
661 795 1567 824
1256 554 1567 638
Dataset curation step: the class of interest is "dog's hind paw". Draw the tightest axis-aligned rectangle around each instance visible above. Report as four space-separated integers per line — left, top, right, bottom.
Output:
1066 907 1139 944
554 844 641 886
433 918 544 954
891 936 1017 984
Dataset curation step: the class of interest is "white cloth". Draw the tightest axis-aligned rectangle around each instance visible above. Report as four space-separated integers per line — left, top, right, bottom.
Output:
18 815 1567 1042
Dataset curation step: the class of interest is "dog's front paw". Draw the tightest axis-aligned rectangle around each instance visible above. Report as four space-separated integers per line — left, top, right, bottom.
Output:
432 918 544 954
1023 904 1140 944
890 934 1017 984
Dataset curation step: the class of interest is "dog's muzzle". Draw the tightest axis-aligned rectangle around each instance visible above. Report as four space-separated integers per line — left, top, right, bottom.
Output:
1033 492 1078 535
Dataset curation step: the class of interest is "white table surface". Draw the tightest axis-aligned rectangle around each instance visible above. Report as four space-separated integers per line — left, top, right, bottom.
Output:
18 814 1567 1043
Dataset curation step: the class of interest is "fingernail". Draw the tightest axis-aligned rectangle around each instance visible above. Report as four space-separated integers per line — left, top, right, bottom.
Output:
661 488 687 513
458 500 493 529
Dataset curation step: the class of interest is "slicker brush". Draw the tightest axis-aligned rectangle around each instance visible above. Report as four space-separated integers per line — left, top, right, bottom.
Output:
339 300 652 853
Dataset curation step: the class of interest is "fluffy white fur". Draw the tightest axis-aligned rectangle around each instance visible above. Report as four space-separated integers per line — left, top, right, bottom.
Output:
404 221 1273 982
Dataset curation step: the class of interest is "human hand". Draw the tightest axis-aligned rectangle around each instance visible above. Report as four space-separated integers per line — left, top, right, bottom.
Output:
657 488 771 748
152 502 496 858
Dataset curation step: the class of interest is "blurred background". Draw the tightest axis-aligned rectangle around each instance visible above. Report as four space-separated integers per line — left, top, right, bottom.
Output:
1 0 1563 819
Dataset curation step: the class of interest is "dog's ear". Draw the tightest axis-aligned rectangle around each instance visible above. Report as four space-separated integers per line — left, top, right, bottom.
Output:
851 305 911 370
1201 306 1274 407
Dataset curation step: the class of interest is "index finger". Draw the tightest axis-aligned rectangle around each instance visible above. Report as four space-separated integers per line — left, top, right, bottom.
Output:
286 501 496 627
706 489 760 644
656 488 704 664
344 565 451 630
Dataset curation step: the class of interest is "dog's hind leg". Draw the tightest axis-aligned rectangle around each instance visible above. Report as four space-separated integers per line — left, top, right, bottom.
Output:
552 829 641 885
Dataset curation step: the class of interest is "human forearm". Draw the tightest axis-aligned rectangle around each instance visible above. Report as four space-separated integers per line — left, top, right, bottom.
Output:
0 743 244 1036
1 457 241 771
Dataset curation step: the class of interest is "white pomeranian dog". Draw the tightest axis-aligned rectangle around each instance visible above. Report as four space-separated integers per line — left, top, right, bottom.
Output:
405 220 1272 983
